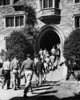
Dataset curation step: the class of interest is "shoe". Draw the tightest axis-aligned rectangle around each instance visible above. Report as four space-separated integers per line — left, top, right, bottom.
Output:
43 79 46 83
30 89 33 94
14 88 17 90
23 94 28 98
7 87 11 89
17 87 21 89
36 83 39 87
2 86 4 89
31 90 33 93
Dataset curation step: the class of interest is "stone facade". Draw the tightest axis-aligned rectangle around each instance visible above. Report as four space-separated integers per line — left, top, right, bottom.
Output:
0 0 80 52
59 0 80 38
0 0 37 51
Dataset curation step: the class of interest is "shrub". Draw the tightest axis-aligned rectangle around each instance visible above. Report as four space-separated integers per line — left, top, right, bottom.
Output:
5 5 38 62
6 31 34 62
23 5 37 27
63 29 80 69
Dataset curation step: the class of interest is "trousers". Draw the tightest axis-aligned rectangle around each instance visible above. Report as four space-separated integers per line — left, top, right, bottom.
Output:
2 70 10 89
13 69 20 89
24 70 33 95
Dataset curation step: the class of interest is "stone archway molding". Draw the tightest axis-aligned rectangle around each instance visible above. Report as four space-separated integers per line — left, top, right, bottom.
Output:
36 24 65 53
36 24 66 63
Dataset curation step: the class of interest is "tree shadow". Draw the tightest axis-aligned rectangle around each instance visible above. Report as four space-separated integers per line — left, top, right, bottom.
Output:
33 89 58 94
33 81 60 88
32 86 52 91
20 81 59 90
20 84 53 91
9 80 80 100
9 93 58 100
9 94 80 100
9 86 58 100
61 94 80 100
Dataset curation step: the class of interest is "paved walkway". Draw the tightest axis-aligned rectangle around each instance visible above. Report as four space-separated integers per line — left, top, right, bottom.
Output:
0 68 79 100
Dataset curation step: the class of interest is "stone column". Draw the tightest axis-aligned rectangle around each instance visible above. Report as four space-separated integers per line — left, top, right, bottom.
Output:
14 16 16 27
42 0 44 9
24 15 25 26
4 18 6 28
59 43 65 64
53 0 55 8
37 0 40 11
10 0 14 5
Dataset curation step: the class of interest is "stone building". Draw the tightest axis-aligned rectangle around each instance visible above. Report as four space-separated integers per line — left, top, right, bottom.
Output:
0 0 80 61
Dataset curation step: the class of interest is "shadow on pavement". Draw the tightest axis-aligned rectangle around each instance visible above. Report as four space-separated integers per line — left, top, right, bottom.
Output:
9 94 80 100
33 89 58 94
8 81 80 100
32 86 52 91
20 81 58 90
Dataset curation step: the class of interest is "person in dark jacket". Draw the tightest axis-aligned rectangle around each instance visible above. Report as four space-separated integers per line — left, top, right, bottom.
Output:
36 58 44 86
66 57 77 80
20 54 34 98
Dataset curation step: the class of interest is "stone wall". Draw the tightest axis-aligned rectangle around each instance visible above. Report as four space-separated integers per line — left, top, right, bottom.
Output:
58 0 80 38
0 0 80 51
0 0 37 51
0 6 14 51
0 0 37 32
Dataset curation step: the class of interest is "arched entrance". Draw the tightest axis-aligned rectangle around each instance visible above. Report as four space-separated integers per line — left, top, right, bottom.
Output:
36 24 65 55
40 30 60 52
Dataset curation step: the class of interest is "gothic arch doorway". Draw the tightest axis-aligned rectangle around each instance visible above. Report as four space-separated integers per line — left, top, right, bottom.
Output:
40 30 60 52
36 24 65 55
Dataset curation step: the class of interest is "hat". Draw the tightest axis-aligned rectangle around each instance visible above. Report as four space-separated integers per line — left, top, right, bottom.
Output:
27 54 31 58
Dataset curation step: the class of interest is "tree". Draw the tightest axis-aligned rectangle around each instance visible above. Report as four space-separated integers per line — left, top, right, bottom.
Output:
6 4 38 61
6 31 34 62
23 5 37 27
63 29 80 69
23 5 38 53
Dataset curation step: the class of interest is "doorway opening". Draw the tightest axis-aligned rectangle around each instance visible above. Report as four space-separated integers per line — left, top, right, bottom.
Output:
40 30 60 53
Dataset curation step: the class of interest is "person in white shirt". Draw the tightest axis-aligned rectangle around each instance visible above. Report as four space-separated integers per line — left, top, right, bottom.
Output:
2 59 11 89
43 61 48 82
34 55 39 66
34 55 39 78
39 49 43 56
10 57 19 90
50 54 55 70
51 46 56 55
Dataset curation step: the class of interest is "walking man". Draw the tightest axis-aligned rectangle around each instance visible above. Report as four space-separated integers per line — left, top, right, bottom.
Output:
2 59 11 89
66 57 77 80
20 54 34 98
36 58 44 86
10 57 20 90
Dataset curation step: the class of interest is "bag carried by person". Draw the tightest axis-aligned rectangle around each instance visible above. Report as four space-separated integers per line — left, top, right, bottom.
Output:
77 74 80 81
2 69 4 74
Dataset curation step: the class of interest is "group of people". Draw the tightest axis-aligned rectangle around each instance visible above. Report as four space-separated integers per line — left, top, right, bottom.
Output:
34 44 61 87
1 57 20 90
0 42 79 98
38 44 60 71
1 54 34 98
0 44 61 98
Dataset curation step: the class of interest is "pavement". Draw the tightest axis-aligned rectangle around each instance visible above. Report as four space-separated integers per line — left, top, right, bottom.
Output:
0 68 80 100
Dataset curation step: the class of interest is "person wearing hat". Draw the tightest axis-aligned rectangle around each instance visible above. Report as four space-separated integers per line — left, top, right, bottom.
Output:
20 54 34 98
